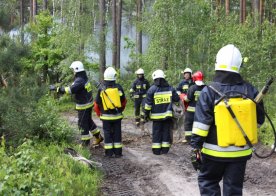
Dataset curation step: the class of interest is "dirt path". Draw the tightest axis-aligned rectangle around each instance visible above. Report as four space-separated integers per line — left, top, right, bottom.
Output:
65 115 276 196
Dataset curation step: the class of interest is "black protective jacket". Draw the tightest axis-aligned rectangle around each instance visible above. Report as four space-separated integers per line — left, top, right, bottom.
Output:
185 84 206 113
191 71 265 162
176 79 194 94
144 78 180 121
130 77 150 98
66 71 93 110
94 81 126 121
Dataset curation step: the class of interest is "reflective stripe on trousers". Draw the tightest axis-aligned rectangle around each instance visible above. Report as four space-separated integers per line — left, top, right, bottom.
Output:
81 133 92 140
76 102 94 110
150 111 173 120
202 143 252 158
104 143 113 149
100 113 123 120
90 128 100 135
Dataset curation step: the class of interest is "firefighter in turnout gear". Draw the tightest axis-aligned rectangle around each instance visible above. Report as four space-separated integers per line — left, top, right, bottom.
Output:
176 67 194 143
56 61 103 147
176 68 194 95
190 44 265 196
183 71 205 143
94 67 127 158
144 69 180 155
129 68 150 127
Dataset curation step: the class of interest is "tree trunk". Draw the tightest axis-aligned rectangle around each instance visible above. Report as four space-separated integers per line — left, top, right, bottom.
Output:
33 0 37 21
252 0 260 13
215 0 221 14
225 0 230 15
136 0 142 67
240 0 246 23
99 0 106 80
43 0 48 10
1 75 8 88
79 0 85 55
112 0 117 69
259 0 264 23
30 0 33 21
116 0 122 70
251 0 260 24
52 0 55 17
20 0 24 44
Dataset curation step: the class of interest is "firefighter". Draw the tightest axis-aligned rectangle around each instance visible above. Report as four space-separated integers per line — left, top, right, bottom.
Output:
93 67 127 158
55 61 103 147
144 69 180 155
183 71 205 143
191 44 265 196
176 67 193 95
176 68 194 143
129 68 150 127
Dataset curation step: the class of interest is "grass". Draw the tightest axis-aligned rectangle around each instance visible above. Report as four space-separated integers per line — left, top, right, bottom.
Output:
0 140 102 195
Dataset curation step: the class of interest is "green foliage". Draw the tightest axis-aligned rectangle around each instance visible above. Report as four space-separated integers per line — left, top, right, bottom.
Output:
0 140 102 195
0 35 29 83
0 0 18 32
26 11 66 84
0 82 74 147
259 116 276 146
142 0 276 84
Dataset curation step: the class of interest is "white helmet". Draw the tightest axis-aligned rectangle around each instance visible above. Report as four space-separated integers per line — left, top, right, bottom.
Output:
70 61 85 72
104 67 117 81
135 68 144 75
152 69 165 80
181 68 192 74
215 44 242 73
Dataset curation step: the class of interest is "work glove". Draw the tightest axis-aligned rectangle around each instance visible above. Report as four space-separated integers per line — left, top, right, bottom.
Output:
93 102 101 117
57 86 65 94
130 92 134 101
49 84 56 91
143 112 150 123
191 148 202 171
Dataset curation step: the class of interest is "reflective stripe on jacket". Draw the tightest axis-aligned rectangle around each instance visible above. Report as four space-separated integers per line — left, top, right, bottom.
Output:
130 78 150 98
65 72 93 110
95 81 126 121
185 84 205 113
144 83 179 121
176 79 193 94
191 79 265 161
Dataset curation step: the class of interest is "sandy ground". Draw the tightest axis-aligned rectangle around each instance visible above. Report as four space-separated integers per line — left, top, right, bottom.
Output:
65 115 276 196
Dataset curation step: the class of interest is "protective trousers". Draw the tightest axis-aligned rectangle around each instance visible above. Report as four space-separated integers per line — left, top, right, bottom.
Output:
152 119 172 155
78 108 100 146
103 120 122 157
198 157 247 196
134 97 144 125
184 111 194 142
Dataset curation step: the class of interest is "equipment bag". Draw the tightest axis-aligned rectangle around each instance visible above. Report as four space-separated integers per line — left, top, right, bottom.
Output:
100 88 121 111
215 97 258 147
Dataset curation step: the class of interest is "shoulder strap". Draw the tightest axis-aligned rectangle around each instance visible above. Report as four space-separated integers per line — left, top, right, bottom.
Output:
207 83 227 105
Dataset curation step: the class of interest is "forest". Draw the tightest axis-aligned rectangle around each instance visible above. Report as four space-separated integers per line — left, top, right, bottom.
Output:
0 0 275 195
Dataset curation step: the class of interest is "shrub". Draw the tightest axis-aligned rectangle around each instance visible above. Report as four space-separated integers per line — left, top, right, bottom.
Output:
0 140 102 195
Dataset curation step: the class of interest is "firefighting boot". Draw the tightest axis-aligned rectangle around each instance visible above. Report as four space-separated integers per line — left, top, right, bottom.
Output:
93 134 103 146
81 140 90 147
181 132 188 144
135 117 140 127
182 139 188 144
